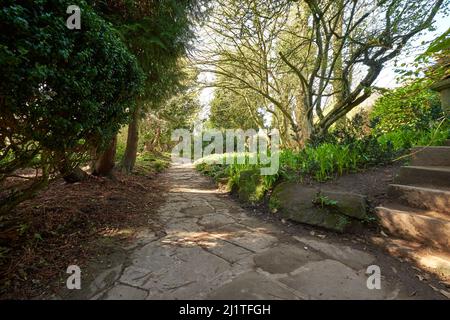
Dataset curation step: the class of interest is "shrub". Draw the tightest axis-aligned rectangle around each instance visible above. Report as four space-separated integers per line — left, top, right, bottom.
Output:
370 81 442 134
0 0 144 213
195 97 448 205
377 122 449 150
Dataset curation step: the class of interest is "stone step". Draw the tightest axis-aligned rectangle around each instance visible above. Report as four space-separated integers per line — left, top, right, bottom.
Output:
388 184 450 214
410 146 450 166
371 237 450 281
394 166 450 188
375 203 450 251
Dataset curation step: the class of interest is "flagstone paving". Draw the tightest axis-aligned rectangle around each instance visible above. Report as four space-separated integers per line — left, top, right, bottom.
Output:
76 162 444 300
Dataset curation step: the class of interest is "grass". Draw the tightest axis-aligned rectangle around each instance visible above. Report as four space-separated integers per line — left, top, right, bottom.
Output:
196 122 449 204
134 151 171 174
116 126 170 174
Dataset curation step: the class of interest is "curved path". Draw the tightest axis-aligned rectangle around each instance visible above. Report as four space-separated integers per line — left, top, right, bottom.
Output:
84 162 439 300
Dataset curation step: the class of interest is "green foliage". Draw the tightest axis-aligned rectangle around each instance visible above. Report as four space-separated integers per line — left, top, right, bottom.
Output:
142 87 201 152
117 130 170 173
116 128 128 162
1 0 144 149
0 0 144 212
397 28 450 83
94 1 204 164
370 79 448 152
208 86 264 130
370 82 442 134
312 194 338 209
136 152 170 173
268 196 281 213
377 122 449 150
196 114 448 205
94 0 202 106
426 27 450 54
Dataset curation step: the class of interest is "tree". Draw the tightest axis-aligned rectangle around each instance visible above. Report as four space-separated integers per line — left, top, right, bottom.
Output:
196 0 302 145
196 0 446 144
207 66 265 130
144 87 201 152
93 136 118 177
208 87 264 130
396 27 450 85
94 0 205 173
0 0 144 213
279 0 445 137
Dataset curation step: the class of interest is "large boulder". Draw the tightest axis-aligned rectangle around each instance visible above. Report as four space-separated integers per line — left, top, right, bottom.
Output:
270 182 368 232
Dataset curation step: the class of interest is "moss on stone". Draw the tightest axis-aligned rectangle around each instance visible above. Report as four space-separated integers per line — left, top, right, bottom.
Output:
237 169 266 204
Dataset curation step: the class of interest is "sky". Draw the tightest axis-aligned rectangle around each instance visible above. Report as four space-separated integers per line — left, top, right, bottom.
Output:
196 9 450 120
374 12 449 89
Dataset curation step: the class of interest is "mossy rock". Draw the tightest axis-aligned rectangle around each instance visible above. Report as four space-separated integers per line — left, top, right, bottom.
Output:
236 168 265 204
270 182 364 232
320 190 368 220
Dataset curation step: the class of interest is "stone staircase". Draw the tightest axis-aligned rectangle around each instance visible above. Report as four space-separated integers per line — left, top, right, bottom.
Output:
375 141 450 280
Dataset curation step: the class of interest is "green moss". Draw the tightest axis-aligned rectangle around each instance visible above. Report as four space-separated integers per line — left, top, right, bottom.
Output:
323 213 351 232
312 193 339 208
237 168 266 204
269 195 281 213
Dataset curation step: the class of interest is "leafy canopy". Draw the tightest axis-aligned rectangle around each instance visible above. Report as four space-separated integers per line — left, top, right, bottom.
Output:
0 0 144 212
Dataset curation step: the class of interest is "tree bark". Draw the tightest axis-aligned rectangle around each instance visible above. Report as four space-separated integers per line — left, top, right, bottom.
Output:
93 135 117 177
333 0 347 128
57 153 89 183
60 166 89 183
294 92 314 148
122 107 140 173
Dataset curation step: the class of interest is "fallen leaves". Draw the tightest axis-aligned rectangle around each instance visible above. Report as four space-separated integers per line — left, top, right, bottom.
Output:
0 169 166 299
428 284 450 299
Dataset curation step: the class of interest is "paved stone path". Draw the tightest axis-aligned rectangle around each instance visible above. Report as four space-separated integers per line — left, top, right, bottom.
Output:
85 162 432 300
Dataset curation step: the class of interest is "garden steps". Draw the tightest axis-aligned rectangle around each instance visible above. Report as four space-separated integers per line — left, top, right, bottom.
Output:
394 166 450 188
388 184 450 213
410 146 450 166
375 203 450 251
370 237 450 281
376 142 450 279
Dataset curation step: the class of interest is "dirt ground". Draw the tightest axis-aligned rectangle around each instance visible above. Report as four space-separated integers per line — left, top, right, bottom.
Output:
309 163 403 206
0 169 167 299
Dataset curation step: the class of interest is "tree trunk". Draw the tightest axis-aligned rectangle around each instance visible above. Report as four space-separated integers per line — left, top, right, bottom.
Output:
122 107 140 173
57 153 89 183
60 166 89 183
333 0 347 128
150 125 161 152
299 115 313 147
0 159 50 216
294 93 314 148
93 136 117 177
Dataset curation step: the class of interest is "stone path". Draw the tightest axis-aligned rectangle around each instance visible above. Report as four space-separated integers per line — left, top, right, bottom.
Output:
83 162 438 300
